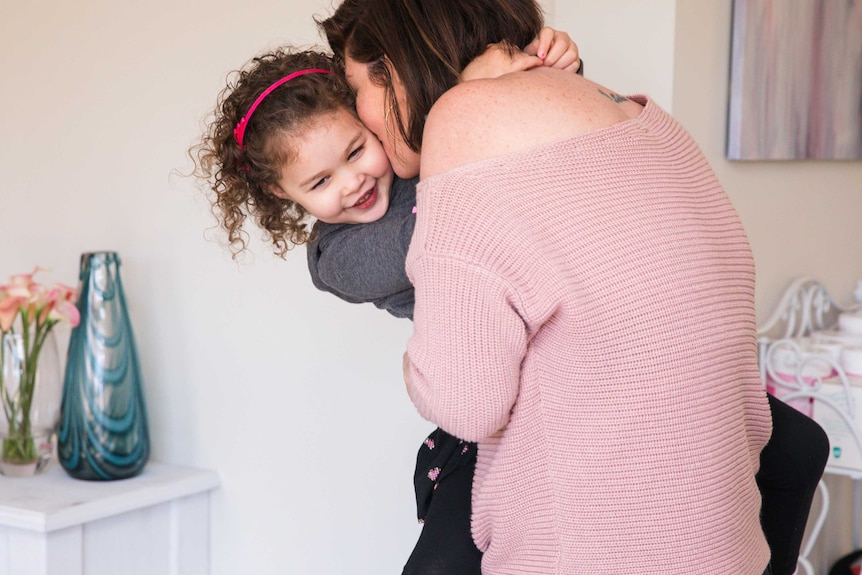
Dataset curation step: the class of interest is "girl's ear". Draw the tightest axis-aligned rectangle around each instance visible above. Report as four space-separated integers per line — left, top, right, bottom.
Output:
267 184 290 200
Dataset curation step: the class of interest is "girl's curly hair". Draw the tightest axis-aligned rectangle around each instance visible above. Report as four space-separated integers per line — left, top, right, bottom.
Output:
191 47 356 259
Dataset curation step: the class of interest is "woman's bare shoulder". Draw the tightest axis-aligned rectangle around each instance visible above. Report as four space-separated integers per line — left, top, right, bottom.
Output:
420 69 642 179
420 79 508 179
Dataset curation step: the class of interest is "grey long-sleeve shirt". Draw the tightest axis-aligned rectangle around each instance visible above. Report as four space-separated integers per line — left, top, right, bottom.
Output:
306 176 418 319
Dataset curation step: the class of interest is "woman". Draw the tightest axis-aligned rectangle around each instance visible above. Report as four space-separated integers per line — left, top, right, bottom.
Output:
319 2 825 574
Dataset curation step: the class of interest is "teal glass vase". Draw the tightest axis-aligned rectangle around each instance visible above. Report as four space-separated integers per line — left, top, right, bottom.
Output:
58 252 150 480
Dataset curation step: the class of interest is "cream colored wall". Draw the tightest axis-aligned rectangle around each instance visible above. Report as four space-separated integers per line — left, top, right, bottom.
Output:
1 0 859 573
556 0 862 320
674 0 862 323
549 0 677 111
0 2 423 574
674 3 862 570
560 1 862 571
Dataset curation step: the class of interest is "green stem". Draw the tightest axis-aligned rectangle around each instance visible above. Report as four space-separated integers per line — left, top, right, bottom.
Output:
0 338 14 423
0 315 56 465
1 425 37 463
20 323 49 438
0 332 19 426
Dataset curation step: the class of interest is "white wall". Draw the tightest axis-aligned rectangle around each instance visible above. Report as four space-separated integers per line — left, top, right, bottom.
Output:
556 0 862 320
556 0 862 571
0 2 428 574
1 0 860 573
671 3 862 571
551 0 677 111
672 0 862 321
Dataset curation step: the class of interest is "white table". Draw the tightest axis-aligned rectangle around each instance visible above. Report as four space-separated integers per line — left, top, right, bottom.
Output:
0 462 220 575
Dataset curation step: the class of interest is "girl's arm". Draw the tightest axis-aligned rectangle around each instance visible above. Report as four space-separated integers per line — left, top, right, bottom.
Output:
460 27 581 82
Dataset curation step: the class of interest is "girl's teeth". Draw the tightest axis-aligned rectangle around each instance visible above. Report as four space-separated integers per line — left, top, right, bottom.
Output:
356 190 372 206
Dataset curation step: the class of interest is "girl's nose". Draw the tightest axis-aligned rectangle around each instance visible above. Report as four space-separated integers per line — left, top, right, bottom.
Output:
342 170 363 196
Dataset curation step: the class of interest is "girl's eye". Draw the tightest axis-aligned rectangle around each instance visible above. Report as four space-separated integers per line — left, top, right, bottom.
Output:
348 145 364 161
311 176 329 190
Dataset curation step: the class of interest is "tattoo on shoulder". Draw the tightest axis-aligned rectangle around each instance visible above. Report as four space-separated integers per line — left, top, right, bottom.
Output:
598 89 628 104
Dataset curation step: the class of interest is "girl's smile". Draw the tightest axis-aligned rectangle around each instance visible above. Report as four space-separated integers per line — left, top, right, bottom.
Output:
352 185 378 210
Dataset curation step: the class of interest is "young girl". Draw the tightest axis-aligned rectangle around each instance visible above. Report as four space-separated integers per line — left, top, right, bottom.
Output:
191 36 580 575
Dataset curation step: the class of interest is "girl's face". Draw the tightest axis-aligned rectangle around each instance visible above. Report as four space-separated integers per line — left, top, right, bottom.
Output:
344 56 421 179
272 107 394 225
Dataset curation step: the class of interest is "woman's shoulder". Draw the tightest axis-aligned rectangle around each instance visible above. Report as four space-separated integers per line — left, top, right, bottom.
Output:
421 69 643 179
420 72 549 178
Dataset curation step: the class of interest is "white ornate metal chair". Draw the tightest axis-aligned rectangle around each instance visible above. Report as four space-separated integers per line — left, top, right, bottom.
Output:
757 277 862 575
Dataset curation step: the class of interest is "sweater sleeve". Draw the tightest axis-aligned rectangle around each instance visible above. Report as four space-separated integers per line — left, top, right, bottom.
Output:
406 253 528 441
307 212 416 319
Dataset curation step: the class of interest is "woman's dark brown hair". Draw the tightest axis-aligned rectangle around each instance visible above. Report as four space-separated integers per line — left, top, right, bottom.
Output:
318 0 543 154
190 47 356 258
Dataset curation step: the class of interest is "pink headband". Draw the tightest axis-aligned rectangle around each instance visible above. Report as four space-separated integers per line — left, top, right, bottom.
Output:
233 68 333 150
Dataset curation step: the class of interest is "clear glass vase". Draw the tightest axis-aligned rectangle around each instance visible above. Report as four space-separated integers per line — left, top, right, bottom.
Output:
0 331 62 477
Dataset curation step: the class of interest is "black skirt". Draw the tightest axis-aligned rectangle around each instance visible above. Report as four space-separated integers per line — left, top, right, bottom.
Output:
403 428 482 575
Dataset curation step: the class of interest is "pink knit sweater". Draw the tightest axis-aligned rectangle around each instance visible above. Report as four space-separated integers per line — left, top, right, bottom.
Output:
405 97 772 574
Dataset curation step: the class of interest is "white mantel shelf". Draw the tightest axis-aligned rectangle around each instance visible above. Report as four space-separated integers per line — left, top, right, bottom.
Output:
0 462 220 575
0 462 220 533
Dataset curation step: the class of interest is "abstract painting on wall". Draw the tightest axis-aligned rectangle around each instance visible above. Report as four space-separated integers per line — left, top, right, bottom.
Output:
727 0 862 160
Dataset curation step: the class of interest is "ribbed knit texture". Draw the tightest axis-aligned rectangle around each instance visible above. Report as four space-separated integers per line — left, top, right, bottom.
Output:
405 97 772 574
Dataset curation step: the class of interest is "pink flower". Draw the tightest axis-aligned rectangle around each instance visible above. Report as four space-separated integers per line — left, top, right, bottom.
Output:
0 268 79 333
0 288 24 332
9 267 41 289
38 284 80 327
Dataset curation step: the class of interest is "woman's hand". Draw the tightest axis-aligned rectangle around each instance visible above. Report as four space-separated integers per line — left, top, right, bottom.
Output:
525 27 581 73
459 27 581 82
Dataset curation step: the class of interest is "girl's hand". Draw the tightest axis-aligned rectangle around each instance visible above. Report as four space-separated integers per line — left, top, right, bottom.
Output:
525 27 581 73
403 351 414 401
459 27 582 83
460 42 542 82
